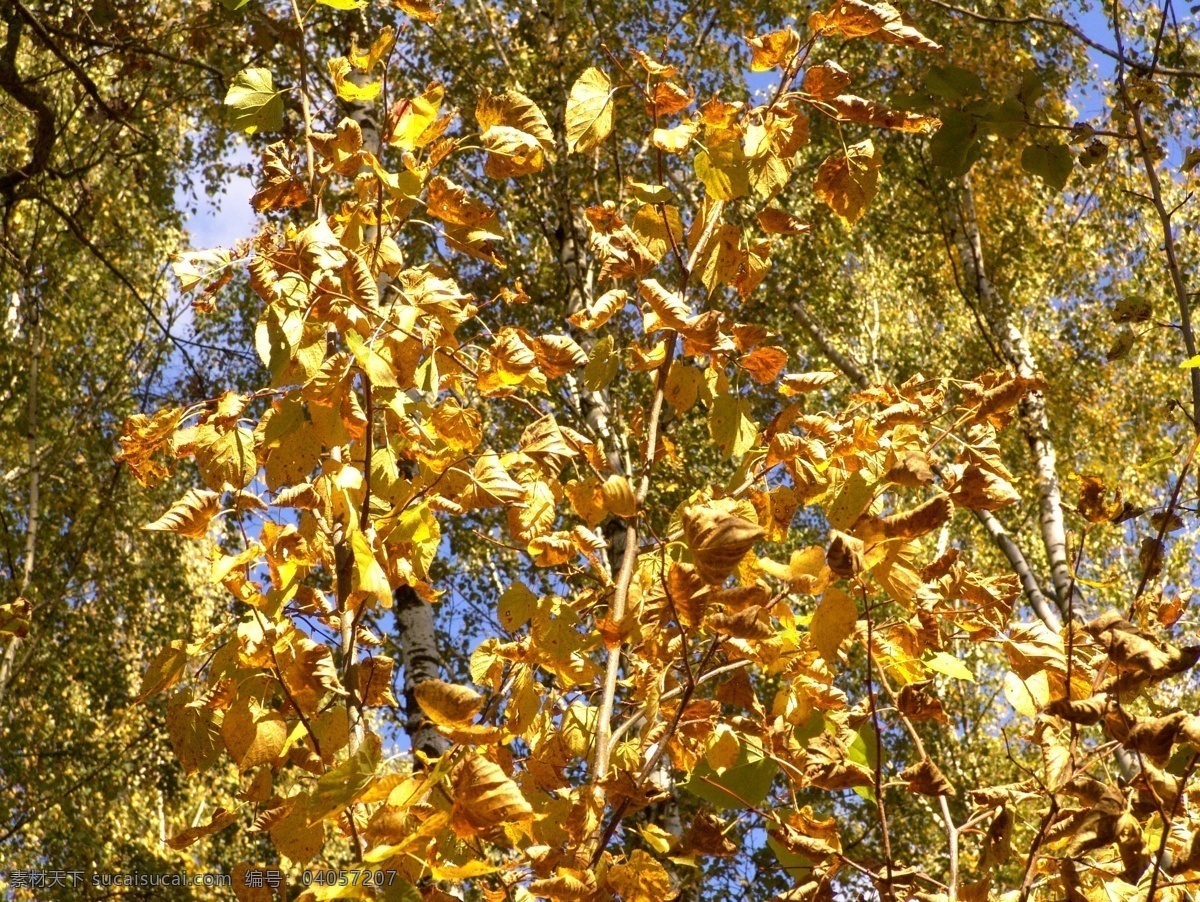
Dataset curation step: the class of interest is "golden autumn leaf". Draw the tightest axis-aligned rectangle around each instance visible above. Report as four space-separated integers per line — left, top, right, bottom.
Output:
464 452 526 508
481 125 545 178
803 61 852 100
388 83 446 150
350 657 398 705
222 695 287 771
682 501 765 585
449 754 534 837
601 475 637 518
395 0 440 23
567 288 629 330
811 586 857 664
651 120 700 154
135 640 188 703
948 465 1021 511
648 81 693 117
167 806 239 850
746 28 800 71
426 175 496 227
532 333 588 378
529 871 595 901
809 0 941 52
414 678 485 725
565 67 614 153
739 346 789 384
327 57 380 102
814 138 882 225
270 797 325 864
115 406 184 486
639 277 691 331
857 492 952 541
348 530 393 609
478 87 554 149
607 850 677 902
901 758 955 796
780 370 839 394
821 94 941 134
757 206 810 235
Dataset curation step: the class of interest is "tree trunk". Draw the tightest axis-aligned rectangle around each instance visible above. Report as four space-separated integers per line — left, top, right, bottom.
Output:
952 173 1076 619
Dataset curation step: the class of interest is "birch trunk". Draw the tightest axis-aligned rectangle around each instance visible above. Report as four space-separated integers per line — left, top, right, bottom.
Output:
953 173 1076 618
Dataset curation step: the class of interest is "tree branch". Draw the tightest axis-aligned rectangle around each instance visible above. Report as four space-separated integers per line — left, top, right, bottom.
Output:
927 0 1200 79
0 9 56 199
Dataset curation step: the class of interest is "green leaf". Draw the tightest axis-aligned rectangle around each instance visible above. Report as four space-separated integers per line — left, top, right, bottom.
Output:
219 0 253 8
1021 142 1073 191
968 97 1026 139
307 732 381 824
926 651 974 682
225 67 284 134
682 735 778 810
929 111 982 176
767 808 818 877
924 65 984 100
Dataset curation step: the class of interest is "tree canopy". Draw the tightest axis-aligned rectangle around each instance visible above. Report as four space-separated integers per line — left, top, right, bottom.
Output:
3 1 1200 901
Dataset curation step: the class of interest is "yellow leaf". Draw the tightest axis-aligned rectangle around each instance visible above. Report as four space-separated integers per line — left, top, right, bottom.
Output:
813 139 882 225
144 488 221 538
327 57 381 102
757 206 810 235
780 371 840 394
567 288 628 330
682 500 765 584
426 175 495 228
222 695 287 771
414 678 484 725
823 94 940 134
601 475 637 518
566 67 614 153
388 83 444 150
706 723 741 774
708 392 757 460
270 797 325 864
664 363 703 412
607 850 677 902
651 120 700 154
136 640 188 703
395 0 439 22
803 61 852 101
811 587 857 665
739 346 789 384
344 329 399 388
449 754 534 837
481 125 545 178
350 652 398 710
640 823 677 855
167 806 239 850
349 530 392 610
499 581 538 631
193 424 257 491
746 28 800 71
1003 669 1049 718
307 731 381 824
